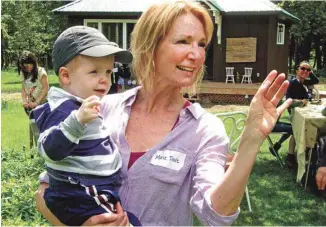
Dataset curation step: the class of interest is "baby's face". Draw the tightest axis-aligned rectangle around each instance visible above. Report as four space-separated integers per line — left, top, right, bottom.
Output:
67 55 114 99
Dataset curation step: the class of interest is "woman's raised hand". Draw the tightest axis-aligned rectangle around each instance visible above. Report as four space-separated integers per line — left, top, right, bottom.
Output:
246 70 292 141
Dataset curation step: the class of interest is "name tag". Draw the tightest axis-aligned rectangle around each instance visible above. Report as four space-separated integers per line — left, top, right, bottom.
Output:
150 150 186 171
113 68 118 73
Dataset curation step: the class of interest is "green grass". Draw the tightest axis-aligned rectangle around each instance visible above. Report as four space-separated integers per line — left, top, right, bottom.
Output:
1 68 60 93
1 69 325 226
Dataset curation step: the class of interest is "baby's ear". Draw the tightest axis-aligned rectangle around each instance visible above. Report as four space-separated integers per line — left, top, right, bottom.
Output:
58 67 70 85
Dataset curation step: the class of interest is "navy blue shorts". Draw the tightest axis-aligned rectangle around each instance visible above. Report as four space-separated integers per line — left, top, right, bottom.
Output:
44 182 141 226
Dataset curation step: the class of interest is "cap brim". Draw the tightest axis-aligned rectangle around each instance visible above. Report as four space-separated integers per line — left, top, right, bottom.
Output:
80 45 133 64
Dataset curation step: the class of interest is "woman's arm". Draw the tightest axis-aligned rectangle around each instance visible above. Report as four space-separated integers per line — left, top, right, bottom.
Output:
209 70 291 215
35 183 64 226
316 167 326 190
21 82 29 107
35 183 129 226
30 73 49 108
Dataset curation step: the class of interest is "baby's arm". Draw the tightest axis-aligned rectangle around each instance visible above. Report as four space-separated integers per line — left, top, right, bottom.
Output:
38 96 101 161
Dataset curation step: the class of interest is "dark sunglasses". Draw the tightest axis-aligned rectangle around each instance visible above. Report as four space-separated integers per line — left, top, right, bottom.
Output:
300 66 311 72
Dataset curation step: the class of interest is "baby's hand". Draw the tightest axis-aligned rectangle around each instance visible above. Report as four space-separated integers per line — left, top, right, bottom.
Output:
76 96 101 124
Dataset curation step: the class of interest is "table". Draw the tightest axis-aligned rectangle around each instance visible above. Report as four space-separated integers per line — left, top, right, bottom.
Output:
291 104 326 184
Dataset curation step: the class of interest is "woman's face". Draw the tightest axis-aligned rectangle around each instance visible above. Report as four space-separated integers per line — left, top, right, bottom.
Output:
296 63 311 81
23 63 34 73
153 13 207 88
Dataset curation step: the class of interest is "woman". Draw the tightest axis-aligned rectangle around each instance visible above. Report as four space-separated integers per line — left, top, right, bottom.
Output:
35 1 291 226
18 51 49 115
281 61 319 168
287 61 319 110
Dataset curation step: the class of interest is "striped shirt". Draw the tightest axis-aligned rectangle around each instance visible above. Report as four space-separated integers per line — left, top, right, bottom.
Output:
31 87 122 186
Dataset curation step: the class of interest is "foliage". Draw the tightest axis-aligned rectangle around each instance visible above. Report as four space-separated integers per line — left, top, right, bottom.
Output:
1 1 67 68
316 69 326 78
279 1 326 71
1 98 50 226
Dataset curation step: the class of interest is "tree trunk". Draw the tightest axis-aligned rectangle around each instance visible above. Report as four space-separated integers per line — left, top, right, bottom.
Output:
289 34 295 73
301 35 312 62
323 41 326 70
314 35 322 70
294 38 301 71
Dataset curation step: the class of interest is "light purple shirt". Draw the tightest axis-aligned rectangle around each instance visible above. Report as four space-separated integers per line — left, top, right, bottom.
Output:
101 87 240 226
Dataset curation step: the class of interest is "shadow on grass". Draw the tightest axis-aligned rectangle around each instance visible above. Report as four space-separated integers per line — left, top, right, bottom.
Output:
3 81 60 86
3 81 21 85
234 152 326 226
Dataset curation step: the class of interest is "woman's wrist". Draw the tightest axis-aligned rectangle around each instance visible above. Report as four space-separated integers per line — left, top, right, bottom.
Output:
240 127 264 152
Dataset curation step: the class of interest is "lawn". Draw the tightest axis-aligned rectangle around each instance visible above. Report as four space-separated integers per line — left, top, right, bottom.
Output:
1 69 326 226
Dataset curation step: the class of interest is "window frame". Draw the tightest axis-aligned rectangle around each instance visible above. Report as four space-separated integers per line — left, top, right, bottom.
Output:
276 23 285 45
84 19 137 49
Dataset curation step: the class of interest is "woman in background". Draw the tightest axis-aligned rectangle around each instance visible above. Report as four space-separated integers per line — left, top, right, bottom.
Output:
18 50 49 115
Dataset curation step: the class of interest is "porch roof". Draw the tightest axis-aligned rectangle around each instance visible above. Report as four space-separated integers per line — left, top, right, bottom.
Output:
53 0 299 21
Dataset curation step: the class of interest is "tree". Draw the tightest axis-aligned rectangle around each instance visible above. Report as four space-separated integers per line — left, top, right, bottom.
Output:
1 1 68 70
279 0 326 73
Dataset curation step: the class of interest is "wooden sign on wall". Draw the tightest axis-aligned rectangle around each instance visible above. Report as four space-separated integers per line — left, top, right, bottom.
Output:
226 38 257 63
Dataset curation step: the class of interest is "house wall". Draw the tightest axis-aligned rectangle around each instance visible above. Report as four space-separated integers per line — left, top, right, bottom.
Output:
66 14 290 83
266 16 290 77
211 15 289 83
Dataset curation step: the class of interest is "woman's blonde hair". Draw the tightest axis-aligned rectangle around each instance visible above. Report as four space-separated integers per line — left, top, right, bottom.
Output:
130 0 213 94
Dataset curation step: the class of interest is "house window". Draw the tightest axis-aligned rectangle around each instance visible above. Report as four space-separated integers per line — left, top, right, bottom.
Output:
102 23 123 48
276 23 285 45
84 19 137 49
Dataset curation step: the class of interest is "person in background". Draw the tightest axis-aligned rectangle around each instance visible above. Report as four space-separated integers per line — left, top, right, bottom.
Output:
287 61 319 113
35 1 291 226
18 50 49 115
108 62 124 94
316 136 326 194
276 61 318 168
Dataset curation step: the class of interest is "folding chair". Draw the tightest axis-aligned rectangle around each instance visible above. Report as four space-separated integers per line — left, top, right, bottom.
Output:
225 67 235 84
241 67 253 84
267 123 290 168
215 111 252 212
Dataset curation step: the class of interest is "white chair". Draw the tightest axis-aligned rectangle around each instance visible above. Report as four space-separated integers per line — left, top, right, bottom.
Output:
225 67 235 84
215 111 252 212
312 86 320 101
241 67 253 84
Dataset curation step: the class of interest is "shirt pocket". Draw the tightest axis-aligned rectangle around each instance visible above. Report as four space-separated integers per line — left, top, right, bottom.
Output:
148 148 196 186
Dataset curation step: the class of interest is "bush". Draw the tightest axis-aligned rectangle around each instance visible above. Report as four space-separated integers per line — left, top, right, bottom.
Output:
315 69 326 78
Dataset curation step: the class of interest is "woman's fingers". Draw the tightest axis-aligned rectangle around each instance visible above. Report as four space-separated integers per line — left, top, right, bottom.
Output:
119 213 129 226
255 70 278 98
82 202 129 226
276 98 292 116
316 167 326 190
116 202 123 214
82 213 118 226
264 73 285 101
270 79 290 106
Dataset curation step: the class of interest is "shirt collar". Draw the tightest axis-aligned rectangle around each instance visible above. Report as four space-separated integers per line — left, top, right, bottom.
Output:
185 103 206 119
120 86 206 120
